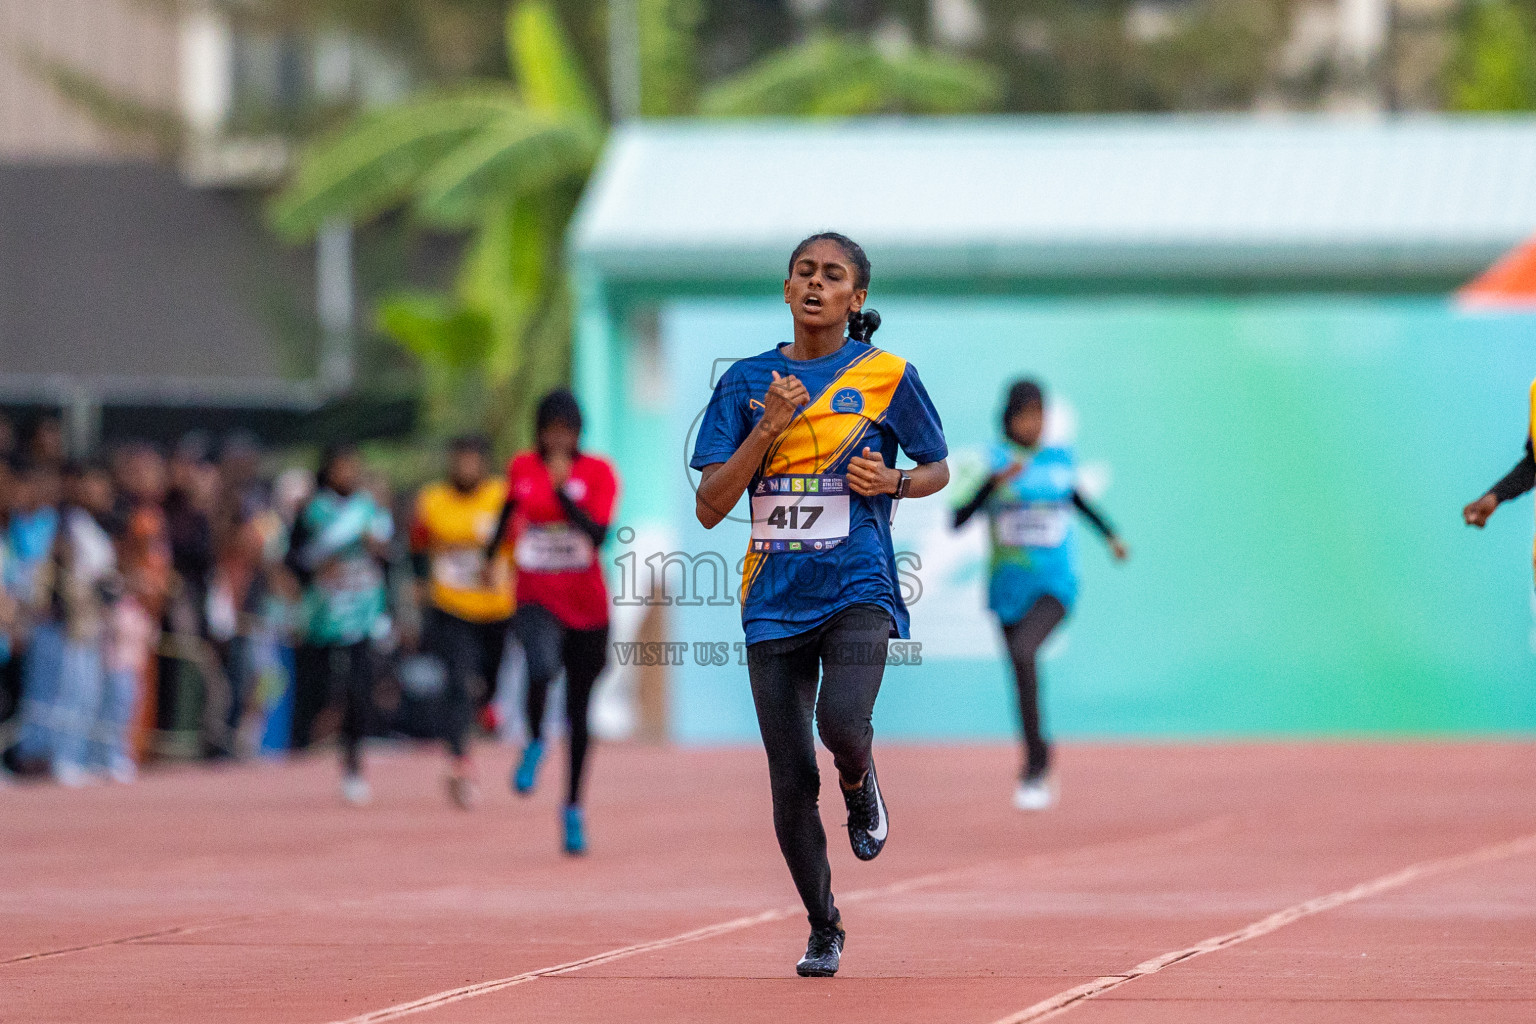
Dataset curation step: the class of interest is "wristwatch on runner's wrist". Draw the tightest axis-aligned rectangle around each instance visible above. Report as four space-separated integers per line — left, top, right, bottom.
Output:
894 470 912 499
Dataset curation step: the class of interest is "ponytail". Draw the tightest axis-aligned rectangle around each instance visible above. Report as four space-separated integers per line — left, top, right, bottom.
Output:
847 308 881 343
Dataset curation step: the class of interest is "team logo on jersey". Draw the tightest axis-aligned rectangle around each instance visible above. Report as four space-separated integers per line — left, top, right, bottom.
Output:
830 387 864 415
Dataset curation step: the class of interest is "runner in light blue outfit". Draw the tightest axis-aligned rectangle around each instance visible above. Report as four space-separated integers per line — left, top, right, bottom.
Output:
952 379 1128 811
980 440 1083 623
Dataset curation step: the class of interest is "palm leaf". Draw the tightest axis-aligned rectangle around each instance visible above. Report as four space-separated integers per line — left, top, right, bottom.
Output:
507 1 601 122
270 88 522 238
19 49 184 157
872 48 1004 114
699 36 856 116
414 113 600 226
376 291 494 370
700 35 1001 116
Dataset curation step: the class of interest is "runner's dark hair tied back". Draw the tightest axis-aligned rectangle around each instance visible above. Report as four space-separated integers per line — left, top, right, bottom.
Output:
536 389 583 436
787 231 879 342
788 231 871 290
847 308 881 342
1003 379 1045 435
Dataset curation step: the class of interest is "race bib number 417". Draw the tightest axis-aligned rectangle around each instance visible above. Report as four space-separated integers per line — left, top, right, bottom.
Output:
750 474 850 553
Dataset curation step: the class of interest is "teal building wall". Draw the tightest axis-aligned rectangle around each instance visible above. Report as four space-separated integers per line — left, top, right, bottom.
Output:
596 295 1536 743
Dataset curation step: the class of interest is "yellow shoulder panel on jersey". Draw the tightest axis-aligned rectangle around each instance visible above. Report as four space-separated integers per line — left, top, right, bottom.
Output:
763 348 908 476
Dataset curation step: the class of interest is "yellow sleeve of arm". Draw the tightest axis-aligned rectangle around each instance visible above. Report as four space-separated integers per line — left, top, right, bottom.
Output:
1528 378 1535 449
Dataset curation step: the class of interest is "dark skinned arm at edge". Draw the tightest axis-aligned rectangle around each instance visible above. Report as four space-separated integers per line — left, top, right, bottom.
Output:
954 478 1120 542
483 497 517 562
952 478 998 529
481 489 606 557
697 420 784 530
556 489 608 547
1072 491 1119 541
1490 438 1536 504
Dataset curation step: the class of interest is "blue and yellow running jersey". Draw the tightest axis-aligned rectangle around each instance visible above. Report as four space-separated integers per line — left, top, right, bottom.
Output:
983 441 1079 623
691 340 947 644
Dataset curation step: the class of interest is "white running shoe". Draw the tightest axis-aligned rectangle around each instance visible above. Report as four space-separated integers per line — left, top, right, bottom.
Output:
108 757 138 785
341 773 372 807
1013 776 1056 812
52 761 95 788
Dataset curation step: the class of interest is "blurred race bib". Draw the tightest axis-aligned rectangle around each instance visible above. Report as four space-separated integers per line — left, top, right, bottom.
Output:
322 557 383 596
433 547 486 590
516 524 594 573
994 504 1069 549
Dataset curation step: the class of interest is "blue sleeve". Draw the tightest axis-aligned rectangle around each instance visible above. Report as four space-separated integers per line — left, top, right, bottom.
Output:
886 363 948 464
690 366 754 469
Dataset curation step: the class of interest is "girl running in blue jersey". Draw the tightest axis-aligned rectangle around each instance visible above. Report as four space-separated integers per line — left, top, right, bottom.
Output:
691 233 949 978
952 380 1127 812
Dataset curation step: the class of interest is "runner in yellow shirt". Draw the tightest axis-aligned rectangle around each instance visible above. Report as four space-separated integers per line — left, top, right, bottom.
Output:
409 435 514 808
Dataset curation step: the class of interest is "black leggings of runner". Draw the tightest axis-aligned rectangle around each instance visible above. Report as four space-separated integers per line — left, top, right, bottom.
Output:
746 603 891 932
290 643 324 750
293 640 375 775
512 603 609 807
333 642 374 776
426 608 510 759
1000 595 1068 780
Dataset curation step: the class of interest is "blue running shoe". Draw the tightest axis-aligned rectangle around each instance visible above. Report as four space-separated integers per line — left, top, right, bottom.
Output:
512 740 544 795
562 804 587 856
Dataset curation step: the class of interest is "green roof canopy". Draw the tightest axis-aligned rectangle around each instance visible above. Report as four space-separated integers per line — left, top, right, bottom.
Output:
572 117 1536 289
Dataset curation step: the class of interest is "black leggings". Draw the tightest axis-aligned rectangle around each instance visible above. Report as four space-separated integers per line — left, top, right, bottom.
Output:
425 609 510 759
747 603 891 931
512 603 609 807
293 640 375 775
1001 595 1068 780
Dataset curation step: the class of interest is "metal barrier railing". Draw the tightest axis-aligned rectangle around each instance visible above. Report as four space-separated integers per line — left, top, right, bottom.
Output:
149 630 234 761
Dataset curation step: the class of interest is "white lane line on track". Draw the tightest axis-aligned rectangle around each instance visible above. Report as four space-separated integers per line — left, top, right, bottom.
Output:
0 913 283 966
325 816 1235 1024
327 907 799 1024
988 828 1536 1024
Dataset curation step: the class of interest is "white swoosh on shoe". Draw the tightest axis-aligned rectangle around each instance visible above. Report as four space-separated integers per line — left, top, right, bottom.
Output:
867 770 887 842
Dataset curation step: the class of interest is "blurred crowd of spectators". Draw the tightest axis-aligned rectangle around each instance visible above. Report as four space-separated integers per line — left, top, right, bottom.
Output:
0 414 420 786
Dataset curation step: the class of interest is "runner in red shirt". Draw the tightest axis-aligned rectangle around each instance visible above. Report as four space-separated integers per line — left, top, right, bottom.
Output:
486 389 618 855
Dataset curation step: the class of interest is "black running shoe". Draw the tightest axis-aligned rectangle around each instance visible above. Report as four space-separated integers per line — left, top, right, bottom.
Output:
795 922 845 977
843 765 888 861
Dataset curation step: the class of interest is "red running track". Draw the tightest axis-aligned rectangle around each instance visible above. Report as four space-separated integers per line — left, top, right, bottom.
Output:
5 741 1536 1023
